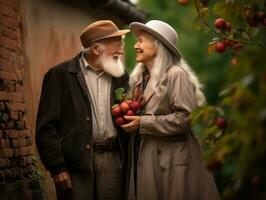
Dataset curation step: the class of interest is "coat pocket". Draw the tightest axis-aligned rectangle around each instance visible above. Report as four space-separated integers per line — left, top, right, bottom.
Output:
173 141 190 166
60 130 88 169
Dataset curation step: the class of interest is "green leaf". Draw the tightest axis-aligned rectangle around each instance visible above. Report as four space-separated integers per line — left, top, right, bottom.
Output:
213 2 227 16
115 87 125 101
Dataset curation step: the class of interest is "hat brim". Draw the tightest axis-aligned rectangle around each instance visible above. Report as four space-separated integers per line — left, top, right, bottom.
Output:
129 22 181 58
91 29 130 43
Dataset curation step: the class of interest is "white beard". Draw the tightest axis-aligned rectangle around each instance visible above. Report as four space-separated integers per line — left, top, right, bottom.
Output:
98 54 125 77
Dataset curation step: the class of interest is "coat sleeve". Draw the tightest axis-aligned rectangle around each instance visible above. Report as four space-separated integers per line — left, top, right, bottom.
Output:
139 68 198 137
35 68 66 176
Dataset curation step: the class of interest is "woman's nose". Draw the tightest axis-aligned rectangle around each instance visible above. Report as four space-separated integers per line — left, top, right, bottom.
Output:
134 42 139 49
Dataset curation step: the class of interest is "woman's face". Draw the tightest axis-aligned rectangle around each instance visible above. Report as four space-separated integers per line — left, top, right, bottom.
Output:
134 31 157 66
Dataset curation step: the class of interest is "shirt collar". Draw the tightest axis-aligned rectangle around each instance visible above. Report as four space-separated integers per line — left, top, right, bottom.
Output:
81 52 104 76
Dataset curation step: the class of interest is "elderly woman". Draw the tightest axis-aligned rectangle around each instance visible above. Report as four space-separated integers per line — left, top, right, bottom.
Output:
122 20 220 200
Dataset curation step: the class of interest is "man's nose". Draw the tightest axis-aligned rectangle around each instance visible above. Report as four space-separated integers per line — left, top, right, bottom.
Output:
134 42 139 49
117 47 124 55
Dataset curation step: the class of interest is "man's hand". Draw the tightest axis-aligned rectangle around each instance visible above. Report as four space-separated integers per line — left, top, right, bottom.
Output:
53 171 73 190
121 115 140 134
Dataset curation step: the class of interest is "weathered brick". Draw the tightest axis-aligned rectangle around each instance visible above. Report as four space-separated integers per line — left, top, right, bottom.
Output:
3 79 16 92
0 35 17 50
17 156 27 166
0 4 16 18
0 15 18 30
5 130 19 138
0 70 17 80
0 170 5 181
0 102 5 110
15 120 24 130
15 84 23 93
23 165 32 177
0 0 14 8
27 146 34 155
25 137 32 146
0 91 23 102
10 111 18 120
0 129 2 137
0 57 14 71
0 25 18 40
14 146 29 156
26 155 32 165
0 158 10 167
5 120 15 129
0 138 7 148
18 130 31 137
0 111 9 121
11 138 27 148
6 102 26 111
0 46 14 60
4 168 15 181
2 148 13 157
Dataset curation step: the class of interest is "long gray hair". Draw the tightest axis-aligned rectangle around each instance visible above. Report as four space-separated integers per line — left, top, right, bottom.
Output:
129 39 206 107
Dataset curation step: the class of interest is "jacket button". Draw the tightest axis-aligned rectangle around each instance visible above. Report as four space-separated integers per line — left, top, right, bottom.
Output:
86 144 91 150
86 116 90 121
157 150 161 155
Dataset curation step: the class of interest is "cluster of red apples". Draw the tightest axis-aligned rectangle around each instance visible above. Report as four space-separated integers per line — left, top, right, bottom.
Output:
213 18 243 54
112 99 141 126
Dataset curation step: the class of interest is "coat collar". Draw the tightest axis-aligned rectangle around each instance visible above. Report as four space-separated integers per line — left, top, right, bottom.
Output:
135 73 160 106
67 52 83 73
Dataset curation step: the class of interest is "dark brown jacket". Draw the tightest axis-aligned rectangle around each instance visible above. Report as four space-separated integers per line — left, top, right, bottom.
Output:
36 53 129 197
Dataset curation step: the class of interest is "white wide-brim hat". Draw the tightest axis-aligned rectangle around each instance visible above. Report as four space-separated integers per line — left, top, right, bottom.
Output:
129 20 181 58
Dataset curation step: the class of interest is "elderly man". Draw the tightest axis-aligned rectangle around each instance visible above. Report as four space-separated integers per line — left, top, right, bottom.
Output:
36 20 130 200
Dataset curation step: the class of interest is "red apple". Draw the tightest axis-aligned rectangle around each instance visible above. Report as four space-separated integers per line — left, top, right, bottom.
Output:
115 117 127 126
214 18 226 29
215 117 227 129
178 0 189 6
214 41 226 53
126 99 133 104
129 100 141 112
120 102 130 113
125 110 134 116
111 105 121 117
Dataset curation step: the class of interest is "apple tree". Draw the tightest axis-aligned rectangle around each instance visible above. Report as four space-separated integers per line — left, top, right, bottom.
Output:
185 0 266 199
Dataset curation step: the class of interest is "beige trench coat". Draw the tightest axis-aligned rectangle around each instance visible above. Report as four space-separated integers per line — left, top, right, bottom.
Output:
128 65 220 200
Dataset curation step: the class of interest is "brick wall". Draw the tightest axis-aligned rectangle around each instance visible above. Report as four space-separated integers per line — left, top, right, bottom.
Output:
0 0 33 199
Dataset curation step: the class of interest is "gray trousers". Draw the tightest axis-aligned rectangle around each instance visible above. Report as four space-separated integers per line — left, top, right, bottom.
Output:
56 151 125 200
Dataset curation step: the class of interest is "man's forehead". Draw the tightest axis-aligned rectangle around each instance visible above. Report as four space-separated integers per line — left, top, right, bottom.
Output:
100 36 123 44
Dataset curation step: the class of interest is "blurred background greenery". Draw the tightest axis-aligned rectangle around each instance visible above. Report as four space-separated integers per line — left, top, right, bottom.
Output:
125 0 266 199
125 0 231 104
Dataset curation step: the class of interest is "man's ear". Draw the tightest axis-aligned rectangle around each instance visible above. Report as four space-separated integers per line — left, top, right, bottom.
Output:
91 43 101 56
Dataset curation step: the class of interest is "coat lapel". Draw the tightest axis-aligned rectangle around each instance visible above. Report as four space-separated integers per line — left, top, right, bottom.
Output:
142 79 160 106
67 53 92 104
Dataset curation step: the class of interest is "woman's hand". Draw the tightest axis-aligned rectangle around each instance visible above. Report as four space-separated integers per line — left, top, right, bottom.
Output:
121 115 140 134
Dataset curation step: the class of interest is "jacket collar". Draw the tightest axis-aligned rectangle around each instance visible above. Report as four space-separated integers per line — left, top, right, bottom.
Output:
67 52 83 73
135 73 160 106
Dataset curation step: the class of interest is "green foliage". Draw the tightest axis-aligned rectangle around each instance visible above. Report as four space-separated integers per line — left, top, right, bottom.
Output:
28 156 45 200
190 0 266 199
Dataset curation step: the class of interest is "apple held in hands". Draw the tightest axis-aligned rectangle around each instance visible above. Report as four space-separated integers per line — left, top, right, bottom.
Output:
111 100 141 126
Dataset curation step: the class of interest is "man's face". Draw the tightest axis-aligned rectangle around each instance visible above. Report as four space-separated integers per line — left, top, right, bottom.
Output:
99 36 124 60
96 36 125 77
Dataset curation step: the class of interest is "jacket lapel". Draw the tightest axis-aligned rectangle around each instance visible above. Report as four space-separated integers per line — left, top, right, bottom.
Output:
67 53 92 104
142 79 160 106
